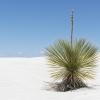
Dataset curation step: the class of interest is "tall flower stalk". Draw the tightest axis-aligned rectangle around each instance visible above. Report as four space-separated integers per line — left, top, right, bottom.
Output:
70 10 74 47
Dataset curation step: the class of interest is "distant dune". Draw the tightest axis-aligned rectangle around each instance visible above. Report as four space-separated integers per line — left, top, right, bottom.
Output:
0 57 100 100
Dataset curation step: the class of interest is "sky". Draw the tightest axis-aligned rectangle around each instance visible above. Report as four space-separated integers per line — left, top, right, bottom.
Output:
0 0 100 57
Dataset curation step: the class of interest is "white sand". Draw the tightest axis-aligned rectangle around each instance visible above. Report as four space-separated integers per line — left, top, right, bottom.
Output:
0 57 100 100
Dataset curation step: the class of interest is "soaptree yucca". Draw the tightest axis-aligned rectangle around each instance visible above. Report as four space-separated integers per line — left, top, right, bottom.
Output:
45 39 98 91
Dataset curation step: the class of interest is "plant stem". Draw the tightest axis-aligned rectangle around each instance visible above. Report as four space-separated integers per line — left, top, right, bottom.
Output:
71 10 74 47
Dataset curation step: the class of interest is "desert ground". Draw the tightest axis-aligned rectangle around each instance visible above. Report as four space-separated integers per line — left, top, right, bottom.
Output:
0 57 100 100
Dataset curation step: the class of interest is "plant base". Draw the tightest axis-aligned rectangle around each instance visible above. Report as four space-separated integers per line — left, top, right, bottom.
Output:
48 79 87 92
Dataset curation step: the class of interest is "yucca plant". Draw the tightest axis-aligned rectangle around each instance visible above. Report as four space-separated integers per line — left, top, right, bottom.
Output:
45 39 98 91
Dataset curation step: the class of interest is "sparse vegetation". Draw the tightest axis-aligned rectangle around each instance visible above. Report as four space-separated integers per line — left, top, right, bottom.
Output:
45 39 98 91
